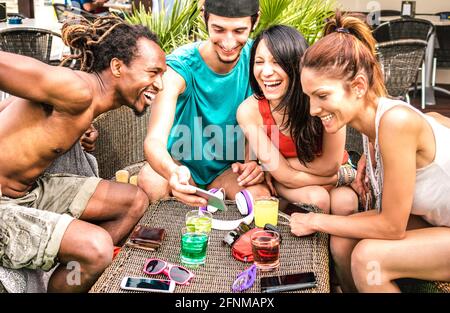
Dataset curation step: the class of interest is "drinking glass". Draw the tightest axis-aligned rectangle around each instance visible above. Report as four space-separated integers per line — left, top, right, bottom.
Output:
180 227 209 268
185 209 212 233
251 230 280 271
254 197 279 228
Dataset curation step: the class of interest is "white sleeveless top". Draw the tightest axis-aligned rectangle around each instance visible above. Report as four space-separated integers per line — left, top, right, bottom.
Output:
363 97 450 227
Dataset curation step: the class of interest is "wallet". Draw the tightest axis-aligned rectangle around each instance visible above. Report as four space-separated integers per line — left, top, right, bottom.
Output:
125 225 166 251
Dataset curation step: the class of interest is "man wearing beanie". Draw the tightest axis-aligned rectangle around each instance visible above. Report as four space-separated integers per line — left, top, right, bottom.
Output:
139 0 270 206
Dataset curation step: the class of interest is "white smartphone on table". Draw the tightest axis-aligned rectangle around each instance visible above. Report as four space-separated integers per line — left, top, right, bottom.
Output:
193 186 227 211
120 276 175 293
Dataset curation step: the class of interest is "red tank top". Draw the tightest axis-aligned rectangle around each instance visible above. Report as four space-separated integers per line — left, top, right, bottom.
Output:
258 98 350 164
258 98 298 158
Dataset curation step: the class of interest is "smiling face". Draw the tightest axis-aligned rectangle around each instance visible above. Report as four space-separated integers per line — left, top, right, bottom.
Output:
301 67 357 133
207 13 253 65
118 38 167 114
253 39 289 107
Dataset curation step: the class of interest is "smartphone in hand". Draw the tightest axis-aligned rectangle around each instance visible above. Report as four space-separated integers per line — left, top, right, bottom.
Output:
120 276 175 293
193 186 227 211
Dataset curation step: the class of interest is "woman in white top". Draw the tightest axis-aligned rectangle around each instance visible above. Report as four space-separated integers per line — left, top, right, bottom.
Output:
293 11 450 292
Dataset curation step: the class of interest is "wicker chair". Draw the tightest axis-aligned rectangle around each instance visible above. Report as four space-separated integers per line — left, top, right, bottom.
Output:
373 17 435 107
92 106 151 179
372 17 435 43
0 27 63 63
376 39 428 100
430 15 450 97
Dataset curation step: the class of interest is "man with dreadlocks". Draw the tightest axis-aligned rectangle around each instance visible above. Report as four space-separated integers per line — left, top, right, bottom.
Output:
138 0 271 210
0 16 166 292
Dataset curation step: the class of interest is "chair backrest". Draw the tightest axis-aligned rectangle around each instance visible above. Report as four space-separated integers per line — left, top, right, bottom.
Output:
376 39 428 98
434 25 450 68
92 106 151 179
378 9 401 17
0 28 62 63
373 17 435 43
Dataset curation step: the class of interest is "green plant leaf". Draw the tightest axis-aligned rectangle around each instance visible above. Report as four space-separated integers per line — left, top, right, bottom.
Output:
125 0 335 52
125 0 206 53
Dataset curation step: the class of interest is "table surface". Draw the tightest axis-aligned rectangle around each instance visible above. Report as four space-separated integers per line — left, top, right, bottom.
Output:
0 18 62 32
90 199 330 293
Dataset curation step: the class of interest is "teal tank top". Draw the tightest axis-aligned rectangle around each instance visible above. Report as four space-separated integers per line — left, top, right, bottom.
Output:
167 41 253 186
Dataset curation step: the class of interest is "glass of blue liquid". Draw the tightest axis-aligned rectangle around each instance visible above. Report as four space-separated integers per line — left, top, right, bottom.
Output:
180 227 209 268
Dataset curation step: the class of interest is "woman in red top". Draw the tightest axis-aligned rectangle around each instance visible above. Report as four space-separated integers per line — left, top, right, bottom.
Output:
237 25 357 215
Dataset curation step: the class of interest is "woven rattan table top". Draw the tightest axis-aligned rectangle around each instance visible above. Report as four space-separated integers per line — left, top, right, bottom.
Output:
90 199 330 293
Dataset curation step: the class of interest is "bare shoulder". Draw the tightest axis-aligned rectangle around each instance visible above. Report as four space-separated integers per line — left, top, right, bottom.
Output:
164 66 187 94
237 95 259 124
53 68 93 110
378 104 422 135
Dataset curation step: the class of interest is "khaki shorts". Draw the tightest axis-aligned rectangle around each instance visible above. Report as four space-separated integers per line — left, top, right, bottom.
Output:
0 174 101 271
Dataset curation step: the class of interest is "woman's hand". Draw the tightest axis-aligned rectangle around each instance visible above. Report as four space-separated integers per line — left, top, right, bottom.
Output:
351 154 369 200
290 212 316 236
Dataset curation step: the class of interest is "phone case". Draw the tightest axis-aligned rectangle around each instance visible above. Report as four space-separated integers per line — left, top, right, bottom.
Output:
126 225 165 251
125 241 158 251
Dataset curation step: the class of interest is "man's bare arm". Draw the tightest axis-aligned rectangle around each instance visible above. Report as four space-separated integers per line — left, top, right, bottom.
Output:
0 52 92 113
144 67 185 180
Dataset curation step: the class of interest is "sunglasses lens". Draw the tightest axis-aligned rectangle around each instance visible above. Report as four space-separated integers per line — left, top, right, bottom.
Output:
169 266 191 284
145 259 165 274
237 222 250 234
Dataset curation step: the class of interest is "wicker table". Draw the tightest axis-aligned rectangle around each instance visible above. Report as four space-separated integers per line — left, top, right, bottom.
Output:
90 199 330 293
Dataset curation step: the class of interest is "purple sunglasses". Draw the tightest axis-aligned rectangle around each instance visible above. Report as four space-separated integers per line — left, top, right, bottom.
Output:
232 264 257 292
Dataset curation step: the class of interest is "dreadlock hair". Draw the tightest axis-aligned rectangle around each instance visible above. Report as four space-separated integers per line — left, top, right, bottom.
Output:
61 16 158 73
249 25 323 165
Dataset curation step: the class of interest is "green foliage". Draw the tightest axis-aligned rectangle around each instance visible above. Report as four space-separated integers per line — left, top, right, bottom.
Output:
255 0 336 44
125 0 335 52
124 0 206 53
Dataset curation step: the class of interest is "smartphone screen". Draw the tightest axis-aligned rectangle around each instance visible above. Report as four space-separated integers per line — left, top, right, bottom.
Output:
261 272 317 293
121 277 174 293
193 187 227 211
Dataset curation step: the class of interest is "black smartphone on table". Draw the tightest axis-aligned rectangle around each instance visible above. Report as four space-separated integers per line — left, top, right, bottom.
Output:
260 272 317 293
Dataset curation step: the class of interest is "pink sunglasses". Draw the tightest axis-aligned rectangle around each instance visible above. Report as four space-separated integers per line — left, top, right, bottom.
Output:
143 258 195 285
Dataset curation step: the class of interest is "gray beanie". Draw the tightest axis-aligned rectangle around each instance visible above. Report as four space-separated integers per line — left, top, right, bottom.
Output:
204 0 259 18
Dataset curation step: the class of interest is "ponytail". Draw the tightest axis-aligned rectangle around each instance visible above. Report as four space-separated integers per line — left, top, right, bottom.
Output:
302 11 386 97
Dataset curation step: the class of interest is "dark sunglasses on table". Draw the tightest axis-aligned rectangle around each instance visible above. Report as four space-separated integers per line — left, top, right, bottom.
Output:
222 222 252 247
143 258 195 285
